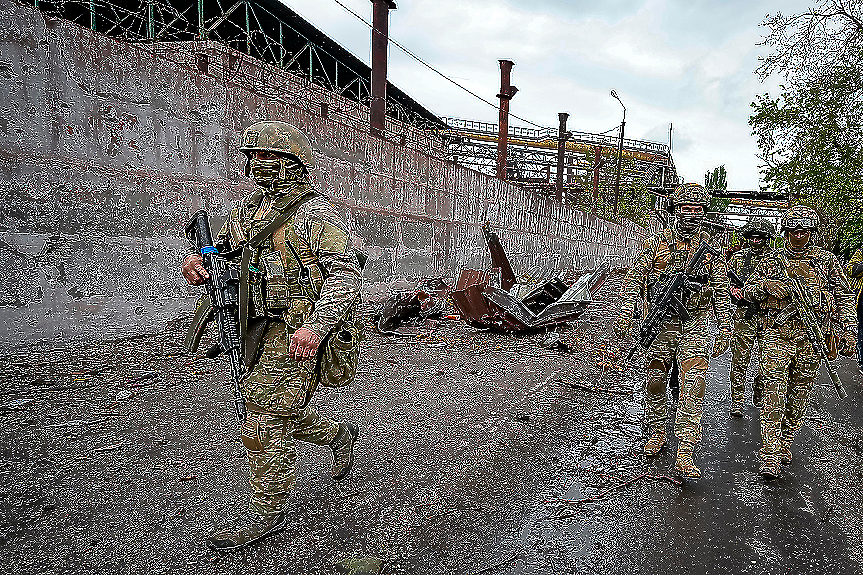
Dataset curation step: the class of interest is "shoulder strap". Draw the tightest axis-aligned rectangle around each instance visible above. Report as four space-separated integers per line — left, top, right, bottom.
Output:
239 189 318 346
247 190 318 248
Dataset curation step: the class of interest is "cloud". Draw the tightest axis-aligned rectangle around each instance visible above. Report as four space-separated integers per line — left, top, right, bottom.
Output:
283 0 812 189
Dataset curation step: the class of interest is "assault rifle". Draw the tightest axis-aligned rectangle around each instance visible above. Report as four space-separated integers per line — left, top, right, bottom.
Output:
776 255 846 400
626 240 721 361
727 269 759 321
184 210 247 423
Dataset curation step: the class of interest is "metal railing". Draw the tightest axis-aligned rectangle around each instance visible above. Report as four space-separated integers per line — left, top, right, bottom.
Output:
441 116 670 155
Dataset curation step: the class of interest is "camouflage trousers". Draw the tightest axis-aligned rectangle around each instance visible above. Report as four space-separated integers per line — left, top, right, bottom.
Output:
730 308 763 406
757 324 819 465
241 408 339 516
644 312 710 444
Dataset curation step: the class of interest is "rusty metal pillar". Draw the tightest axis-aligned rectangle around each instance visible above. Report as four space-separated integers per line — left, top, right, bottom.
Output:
592 145 603 214
555 112 569 203
370 0 396 136
611 90 626 216
496 60 517 180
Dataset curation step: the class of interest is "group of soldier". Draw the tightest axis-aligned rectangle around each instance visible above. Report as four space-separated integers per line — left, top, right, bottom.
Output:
614 183 860 481
179 120 861 552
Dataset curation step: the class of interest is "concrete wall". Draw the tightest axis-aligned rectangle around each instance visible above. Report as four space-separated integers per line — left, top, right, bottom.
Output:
0 0 644 344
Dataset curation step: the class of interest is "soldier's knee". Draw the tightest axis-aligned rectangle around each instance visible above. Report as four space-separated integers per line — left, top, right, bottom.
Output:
680 357 708 376
645 360 668 395
645 359 668 373
680 357 708 397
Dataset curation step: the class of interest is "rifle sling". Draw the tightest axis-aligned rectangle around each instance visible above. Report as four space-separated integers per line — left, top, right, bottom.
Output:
185 294 214 353
238 190 318 350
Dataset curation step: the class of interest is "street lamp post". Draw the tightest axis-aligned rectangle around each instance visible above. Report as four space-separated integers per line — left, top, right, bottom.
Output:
611 90 626 217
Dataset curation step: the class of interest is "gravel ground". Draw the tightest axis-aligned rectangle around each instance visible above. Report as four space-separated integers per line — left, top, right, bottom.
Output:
1 270 862 574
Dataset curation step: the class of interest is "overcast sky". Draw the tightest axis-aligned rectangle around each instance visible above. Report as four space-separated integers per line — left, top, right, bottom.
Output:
284 0 812 190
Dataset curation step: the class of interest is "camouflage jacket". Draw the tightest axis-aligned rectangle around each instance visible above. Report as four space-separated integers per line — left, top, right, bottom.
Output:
728 247 771 305
845 248 863 299
619 226 732 332
743 244 856 332
218 183 362 338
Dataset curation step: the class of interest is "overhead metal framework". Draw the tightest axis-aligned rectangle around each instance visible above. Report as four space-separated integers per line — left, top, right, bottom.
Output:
440 117 679 204
30 0 446 130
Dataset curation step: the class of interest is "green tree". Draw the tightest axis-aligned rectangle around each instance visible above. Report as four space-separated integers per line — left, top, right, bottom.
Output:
749 0 863 253
704 165 732 214
704 165 728 191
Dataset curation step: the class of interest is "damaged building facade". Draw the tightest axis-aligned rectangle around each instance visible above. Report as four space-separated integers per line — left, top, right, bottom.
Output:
0 0 646 343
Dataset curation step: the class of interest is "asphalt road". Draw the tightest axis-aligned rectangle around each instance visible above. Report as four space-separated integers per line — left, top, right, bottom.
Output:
1 272 862 574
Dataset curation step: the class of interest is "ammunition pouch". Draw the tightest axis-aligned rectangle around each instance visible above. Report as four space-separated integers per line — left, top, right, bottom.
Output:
316 304 364 388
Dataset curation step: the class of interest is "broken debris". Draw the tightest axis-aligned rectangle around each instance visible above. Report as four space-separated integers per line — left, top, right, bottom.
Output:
451 223 611 332
374 278 451 336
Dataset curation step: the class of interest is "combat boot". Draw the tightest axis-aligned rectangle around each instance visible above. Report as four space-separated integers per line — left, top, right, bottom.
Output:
780 441 793 465
643 429 667 456
330 422 359 481
730 402 743 417
206 511 286 551
759 459 780 480
673 442 700 479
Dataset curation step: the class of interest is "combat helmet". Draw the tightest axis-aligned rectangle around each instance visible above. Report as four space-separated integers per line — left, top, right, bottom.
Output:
240 121 315 172
671 183 710 211
740 217 775 238
780 205 819 233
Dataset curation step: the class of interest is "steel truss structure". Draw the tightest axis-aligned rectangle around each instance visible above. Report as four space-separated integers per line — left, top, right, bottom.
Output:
29 0 446 130
440 117 679 202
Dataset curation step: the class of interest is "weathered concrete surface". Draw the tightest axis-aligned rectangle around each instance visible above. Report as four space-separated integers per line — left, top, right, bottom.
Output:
1 273 861 574
0 0 643 344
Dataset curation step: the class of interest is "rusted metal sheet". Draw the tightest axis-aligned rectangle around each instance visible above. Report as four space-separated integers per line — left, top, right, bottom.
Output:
450 224 613 332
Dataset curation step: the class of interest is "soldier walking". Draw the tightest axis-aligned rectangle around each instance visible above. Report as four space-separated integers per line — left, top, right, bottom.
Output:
181 121 363 549
727 218 774 417
615 183 733 479
743 205 856 479
845 247 863 368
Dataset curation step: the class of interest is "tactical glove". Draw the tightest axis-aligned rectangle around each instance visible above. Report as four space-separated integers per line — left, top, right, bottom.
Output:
764 280 791 299
840 330 858 357
711 331 731 358
613 313 632 341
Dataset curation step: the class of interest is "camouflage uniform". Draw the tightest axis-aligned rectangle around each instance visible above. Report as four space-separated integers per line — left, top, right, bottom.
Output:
217 122 362 518
744 208 855 475
727 220 774 412
620 226 733 444
844 248 863 365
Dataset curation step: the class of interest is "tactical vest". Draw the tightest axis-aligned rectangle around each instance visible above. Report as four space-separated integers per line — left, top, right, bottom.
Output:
234 189 363 391
647 228 713 310
767 250 836 318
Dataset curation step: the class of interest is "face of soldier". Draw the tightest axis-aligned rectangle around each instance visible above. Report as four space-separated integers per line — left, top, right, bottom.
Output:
676 204 704 233
249 151 306 189
787 228 811 250
748 234 767 252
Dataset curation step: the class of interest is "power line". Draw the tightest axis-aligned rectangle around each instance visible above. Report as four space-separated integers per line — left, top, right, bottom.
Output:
328 0 550 130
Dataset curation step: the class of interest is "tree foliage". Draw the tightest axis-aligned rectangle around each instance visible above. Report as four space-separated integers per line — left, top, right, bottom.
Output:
704 165 728 192
704 165 732 214
749 0 863 253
